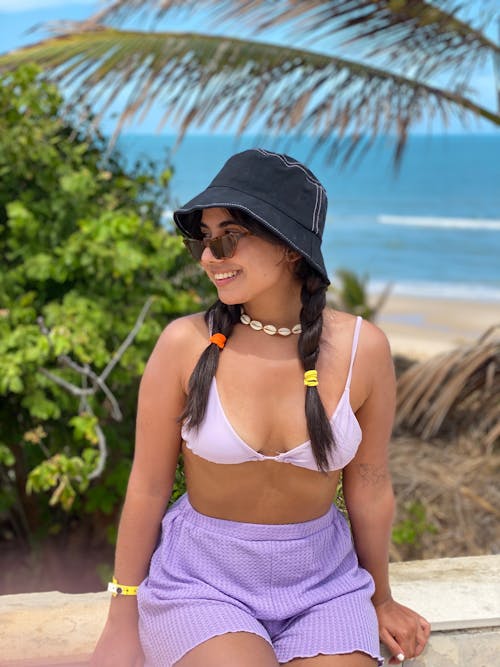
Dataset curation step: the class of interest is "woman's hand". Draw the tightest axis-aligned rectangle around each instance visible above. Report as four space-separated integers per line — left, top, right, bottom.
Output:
375 597 431 664
90 615 145 667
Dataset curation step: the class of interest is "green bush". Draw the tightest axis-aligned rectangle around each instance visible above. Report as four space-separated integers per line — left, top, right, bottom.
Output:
0 65 210 544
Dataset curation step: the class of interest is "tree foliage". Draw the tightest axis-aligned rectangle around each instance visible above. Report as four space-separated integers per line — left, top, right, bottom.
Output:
0 65 208 543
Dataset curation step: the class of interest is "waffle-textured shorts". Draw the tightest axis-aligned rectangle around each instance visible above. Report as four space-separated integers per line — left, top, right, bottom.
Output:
138 494 383 666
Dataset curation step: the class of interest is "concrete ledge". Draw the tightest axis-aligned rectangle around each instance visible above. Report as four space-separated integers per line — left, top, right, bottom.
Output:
0 590 108 667
1 555 499 667
388 556 500 632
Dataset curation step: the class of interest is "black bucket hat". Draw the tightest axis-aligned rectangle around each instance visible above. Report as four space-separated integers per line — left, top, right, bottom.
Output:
173 148 330 284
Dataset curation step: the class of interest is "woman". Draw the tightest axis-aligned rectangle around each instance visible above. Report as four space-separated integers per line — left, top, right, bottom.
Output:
91 149 430 667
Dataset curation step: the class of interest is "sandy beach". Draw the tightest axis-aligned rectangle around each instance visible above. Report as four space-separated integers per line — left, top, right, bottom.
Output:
374 293 500 360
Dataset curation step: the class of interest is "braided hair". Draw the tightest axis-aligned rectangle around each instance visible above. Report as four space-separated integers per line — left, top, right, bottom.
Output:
295 260 333 471
180 209 334 471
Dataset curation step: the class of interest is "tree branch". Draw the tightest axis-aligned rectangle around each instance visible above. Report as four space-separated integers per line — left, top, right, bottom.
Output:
100 296 154 382
88 422 107 480
36 297 155 479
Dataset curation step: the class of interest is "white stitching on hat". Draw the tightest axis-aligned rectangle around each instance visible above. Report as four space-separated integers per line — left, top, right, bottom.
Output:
315 186 323 235
256 149 324 234
314 183 320 234
280 154 320 234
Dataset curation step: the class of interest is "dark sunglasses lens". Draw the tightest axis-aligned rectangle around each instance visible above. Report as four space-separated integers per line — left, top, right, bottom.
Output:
216 234 238 259
183 233 242 260
201 234 239 260
183 238 204 261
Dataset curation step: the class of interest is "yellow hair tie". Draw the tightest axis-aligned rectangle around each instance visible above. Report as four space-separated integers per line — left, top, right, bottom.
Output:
209 333 227 349
304 370 318 387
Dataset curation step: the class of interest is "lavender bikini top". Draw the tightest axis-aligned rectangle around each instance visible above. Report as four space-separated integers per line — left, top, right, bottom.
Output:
182 316 363 472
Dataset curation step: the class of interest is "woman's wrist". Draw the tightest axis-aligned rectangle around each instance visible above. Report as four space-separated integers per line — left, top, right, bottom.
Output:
107 594 139 622
372 589 393 608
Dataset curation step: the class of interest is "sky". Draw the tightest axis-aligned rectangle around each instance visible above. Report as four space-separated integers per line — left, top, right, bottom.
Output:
0 0 498 136
0 0 95 11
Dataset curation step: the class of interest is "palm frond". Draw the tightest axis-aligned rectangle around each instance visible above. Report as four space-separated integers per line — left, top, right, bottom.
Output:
395 326 499 446
1 30 498 164
85 0 500 83
326 269 391 321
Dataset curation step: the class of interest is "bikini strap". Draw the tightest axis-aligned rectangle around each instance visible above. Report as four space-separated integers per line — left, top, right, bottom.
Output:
208 310 214 337
346 316 363 388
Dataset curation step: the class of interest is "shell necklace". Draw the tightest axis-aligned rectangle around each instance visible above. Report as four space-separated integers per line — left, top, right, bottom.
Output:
239 308 301 337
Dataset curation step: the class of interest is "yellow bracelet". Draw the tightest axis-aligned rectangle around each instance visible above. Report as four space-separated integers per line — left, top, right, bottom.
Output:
107 576 139 597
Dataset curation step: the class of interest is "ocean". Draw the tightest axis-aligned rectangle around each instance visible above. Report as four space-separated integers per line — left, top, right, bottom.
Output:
117 133 500 302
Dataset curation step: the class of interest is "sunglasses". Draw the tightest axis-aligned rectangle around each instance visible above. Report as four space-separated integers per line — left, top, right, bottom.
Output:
182 231 251 261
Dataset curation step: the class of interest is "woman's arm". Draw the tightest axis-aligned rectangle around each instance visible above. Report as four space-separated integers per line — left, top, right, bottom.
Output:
90 318 192 667
342 321 430 665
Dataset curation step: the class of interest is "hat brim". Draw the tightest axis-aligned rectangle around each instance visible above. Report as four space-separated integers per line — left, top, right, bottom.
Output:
173 185 329 284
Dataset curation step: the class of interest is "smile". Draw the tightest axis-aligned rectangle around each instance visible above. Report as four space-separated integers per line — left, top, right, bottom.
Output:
213 271 240 280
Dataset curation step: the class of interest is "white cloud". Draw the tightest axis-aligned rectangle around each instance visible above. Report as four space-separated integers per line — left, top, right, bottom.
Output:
0 0 96 12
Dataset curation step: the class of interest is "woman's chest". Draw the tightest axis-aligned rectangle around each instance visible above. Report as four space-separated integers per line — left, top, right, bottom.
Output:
213 353 351 456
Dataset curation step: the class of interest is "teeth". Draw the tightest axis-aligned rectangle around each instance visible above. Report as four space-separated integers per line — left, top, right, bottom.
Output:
214 271 237 280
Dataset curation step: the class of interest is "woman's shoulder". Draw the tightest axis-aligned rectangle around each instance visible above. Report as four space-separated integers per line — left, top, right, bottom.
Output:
158 311 208 346
323 308 391 357
148 312 209 383
322 309 393 400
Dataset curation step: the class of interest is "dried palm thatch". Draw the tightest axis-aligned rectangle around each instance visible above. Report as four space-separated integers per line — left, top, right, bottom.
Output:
391 328 499 560
389 434 500 561
395 325 499 450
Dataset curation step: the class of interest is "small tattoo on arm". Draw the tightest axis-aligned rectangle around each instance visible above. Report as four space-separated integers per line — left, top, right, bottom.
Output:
357 463 389 487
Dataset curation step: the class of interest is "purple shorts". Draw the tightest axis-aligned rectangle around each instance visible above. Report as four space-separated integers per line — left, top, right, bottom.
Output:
138 494 383 666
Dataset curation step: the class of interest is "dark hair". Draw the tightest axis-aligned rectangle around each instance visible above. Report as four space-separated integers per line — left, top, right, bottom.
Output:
180 208 334 471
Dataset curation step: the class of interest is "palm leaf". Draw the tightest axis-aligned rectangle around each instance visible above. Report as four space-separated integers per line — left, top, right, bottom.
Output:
326 269 391 321
1 30 498 164
395 326 499 443
86 0 499 82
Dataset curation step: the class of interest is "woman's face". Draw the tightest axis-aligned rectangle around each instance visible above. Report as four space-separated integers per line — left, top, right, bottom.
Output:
198 207 298 306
